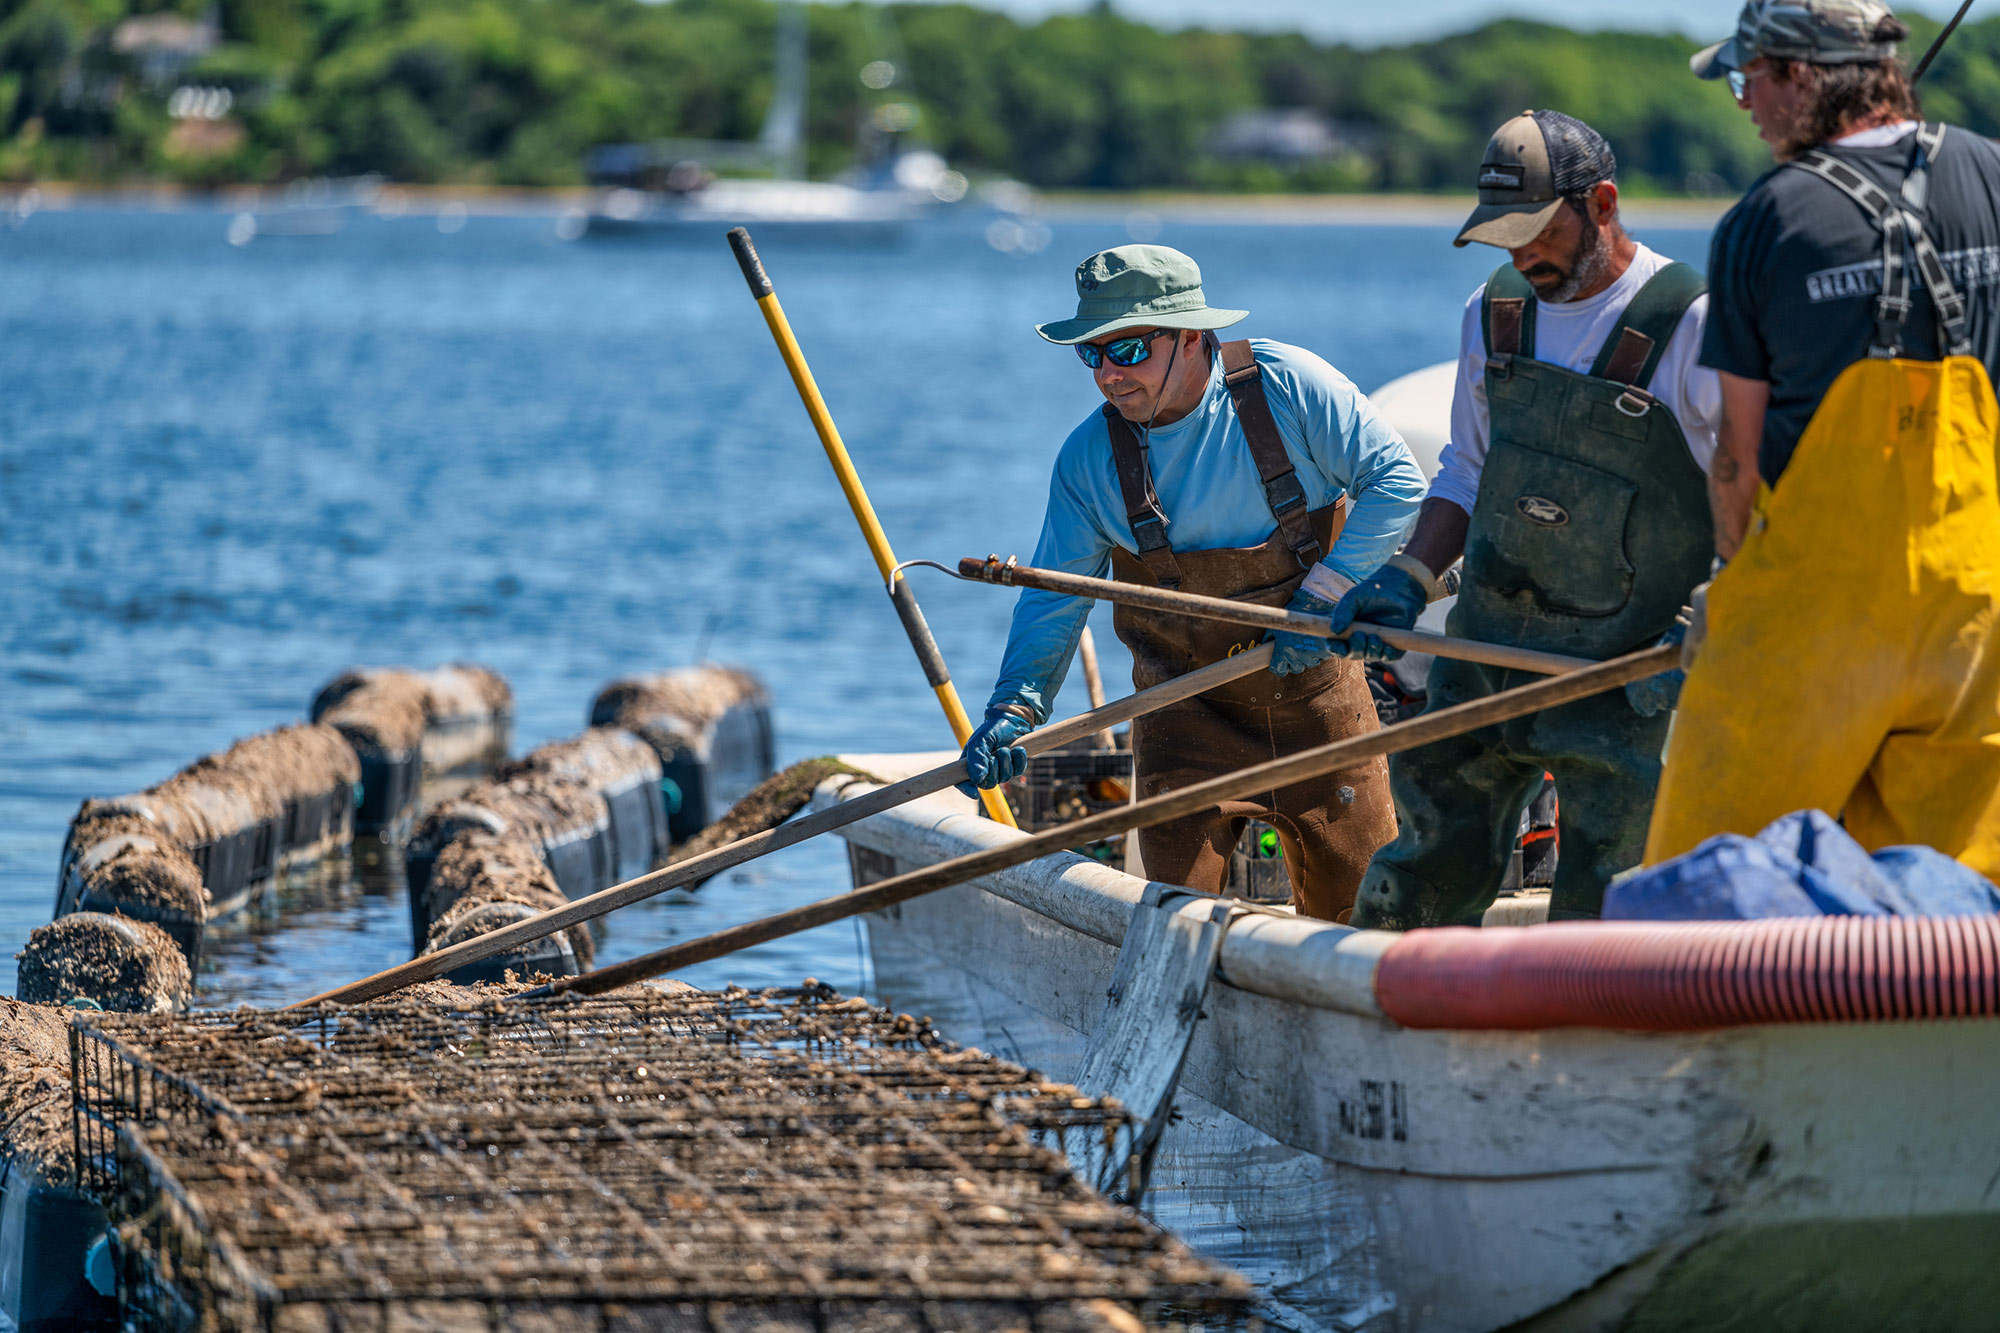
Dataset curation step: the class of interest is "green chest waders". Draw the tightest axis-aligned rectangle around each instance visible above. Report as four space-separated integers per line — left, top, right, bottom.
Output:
1352 263 1716 929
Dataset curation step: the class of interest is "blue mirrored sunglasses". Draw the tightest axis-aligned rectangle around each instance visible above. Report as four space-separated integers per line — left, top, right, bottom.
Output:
1074 328 1175 369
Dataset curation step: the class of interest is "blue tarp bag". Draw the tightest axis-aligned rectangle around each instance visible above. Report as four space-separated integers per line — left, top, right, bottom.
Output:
1605 809 2000 920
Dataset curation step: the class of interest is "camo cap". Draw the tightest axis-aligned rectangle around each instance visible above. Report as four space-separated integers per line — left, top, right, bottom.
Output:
1454 110 1618 250
1692 0 1901 79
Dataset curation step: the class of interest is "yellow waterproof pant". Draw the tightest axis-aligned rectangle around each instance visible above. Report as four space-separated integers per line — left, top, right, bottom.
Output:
1646 355 2000 878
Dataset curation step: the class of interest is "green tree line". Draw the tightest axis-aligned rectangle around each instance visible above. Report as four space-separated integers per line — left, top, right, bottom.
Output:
0 0 1991 190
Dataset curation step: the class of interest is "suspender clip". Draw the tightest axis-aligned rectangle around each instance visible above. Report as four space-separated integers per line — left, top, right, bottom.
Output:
1265 476 1309 517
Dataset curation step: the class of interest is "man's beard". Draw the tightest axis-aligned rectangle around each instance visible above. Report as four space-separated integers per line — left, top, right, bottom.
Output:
1523 219 1609 304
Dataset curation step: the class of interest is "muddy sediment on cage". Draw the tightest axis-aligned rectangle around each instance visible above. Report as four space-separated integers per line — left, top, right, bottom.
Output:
590 665 768 760
405 771 614 905
71 723 360 861
500 726 662 791
666 757 877 880
312 670 430 757
312 664 512 821
315 663 512 731
427 900 580 983
383 976 538 1009
418 662 513 719
152 722 360 832
64 824 207 960
74 988 1253 1329
409 777 608 869
314 663 512 753
0 997 79 1180
420 831 594 973
16 912 191 1013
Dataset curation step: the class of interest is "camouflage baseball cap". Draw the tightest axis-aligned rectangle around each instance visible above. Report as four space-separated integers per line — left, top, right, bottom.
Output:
1454 110 1618 250
1692 0 1901 78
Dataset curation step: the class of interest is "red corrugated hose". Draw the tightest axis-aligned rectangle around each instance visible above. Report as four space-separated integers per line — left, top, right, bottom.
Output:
1373 916 2000 1030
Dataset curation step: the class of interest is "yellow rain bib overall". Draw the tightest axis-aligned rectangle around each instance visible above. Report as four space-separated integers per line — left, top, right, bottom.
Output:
1647 125 2000 876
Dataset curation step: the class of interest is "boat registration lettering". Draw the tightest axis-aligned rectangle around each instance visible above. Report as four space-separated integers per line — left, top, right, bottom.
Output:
1339 1080 1408 1142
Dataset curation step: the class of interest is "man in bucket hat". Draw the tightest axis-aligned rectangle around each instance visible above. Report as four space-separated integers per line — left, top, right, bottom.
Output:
1645 2 2000 875
956 244 1425 921
1329 112 1724 929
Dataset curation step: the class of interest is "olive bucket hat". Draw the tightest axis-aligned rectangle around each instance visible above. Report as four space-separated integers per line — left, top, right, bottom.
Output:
1035 245 1248 345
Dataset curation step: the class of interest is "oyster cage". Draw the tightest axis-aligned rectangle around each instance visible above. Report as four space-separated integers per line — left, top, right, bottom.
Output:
69 985 1254 1332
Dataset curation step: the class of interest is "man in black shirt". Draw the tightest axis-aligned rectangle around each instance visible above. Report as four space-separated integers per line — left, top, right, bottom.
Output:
1645 0 2000 878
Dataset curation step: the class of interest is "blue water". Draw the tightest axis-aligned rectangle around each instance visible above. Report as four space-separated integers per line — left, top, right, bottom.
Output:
0 205 1713 1005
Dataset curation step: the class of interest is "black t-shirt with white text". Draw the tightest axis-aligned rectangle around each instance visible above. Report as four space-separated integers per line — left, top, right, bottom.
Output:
1702 125 2000 484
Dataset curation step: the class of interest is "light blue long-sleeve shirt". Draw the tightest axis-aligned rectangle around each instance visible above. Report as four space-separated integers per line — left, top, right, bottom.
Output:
987 338 1426 724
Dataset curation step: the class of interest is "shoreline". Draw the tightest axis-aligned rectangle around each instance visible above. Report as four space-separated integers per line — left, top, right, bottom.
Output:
0 181 1735 228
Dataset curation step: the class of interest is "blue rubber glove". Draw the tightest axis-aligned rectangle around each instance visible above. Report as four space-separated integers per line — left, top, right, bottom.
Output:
956 710 1032 798
1268 588 1339 676
1326 560 1430 663
1626 616 1689 718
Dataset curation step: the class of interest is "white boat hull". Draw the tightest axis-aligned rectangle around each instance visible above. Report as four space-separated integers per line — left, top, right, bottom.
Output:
826 756 2000 1333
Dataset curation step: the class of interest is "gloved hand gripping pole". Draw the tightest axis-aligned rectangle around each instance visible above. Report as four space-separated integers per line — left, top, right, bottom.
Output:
946 555 1596 677
726 226 1018 828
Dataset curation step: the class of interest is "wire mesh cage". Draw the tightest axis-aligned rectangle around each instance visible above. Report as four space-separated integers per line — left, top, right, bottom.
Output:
70 985 1253 1332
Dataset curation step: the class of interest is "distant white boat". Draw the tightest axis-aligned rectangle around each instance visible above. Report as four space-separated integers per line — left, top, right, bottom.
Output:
576 2 957 243
580 174 929 243
226 174 384 246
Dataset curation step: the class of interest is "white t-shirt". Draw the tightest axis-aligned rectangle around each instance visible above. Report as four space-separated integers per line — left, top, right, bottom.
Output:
1432 243 1723 516
1835 119 1918 147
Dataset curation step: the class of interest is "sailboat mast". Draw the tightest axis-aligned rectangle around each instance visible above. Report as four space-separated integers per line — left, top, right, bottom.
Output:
758 1 808 181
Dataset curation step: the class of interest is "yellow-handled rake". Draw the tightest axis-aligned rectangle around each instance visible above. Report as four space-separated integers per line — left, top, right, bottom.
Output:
727 226 1018 827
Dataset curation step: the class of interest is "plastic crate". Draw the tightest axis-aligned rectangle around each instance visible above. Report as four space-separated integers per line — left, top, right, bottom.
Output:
1000 741 1133 867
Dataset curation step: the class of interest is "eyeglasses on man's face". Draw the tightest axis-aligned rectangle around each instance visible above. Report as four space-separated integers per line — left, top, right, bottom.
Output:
1728 62 1772 103
1075 328 1177 369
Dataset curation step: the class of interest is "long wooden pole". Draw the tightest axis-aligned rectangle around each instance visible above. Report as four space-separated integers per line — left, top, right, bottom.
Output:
531 643 1677 998
728 227 1017 828
1076 625 1118 750
289 647 1278 1008
957 555 1592 677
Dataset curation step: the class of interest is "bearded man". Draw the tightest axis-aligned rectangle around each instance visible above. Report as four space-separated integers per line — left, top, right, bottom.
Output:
1329 111 1725 928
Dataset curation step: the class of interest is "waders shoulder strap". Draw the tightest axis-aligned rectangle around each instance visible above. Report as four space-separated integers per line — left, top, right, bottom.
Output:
1790 123 1972 357
1104 405 1184 589
1219 339 1324 570
1482 263 1538 360
1588 261 1708 389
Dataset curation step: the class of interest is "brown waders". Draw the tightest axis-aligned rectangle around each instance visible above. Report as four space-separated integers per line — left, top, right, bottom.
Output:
1107 341 1397 922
